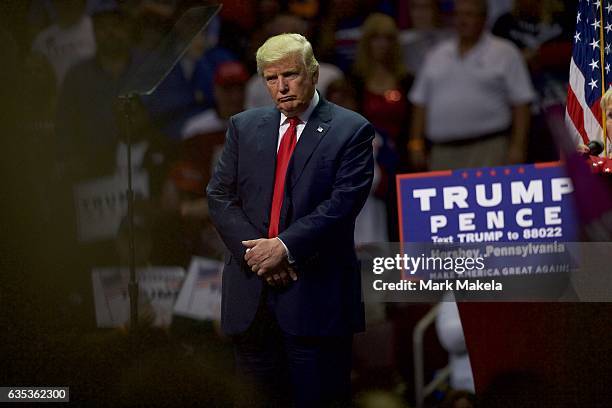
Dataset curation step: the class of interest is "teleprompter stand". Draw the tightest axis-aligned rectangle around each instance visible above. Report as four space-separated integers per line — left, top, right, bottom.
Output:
117 5 221 330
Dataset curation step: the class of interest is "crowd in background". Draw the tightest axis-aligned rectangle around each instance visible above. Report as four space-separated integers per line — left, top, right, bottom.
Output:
1 0 577 406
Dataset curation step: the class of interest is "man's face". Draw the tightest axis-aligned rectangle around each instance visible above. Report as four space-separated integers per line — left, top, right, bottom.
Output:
455 0 486 43
410 0 436 29
262 53 318 117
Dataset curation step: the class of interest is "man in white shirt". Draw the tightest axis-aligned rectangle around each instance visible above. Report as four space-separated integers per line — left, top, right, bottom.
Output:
408 0 535 171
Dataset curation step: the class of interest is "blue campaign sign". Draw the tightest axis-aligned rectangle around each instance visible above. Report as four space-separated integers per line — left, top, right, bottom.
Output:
397 163 579 243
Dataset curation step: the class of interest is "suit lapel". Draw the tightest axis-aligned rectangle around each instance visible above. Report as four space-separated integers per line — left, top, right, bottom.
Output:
289 99 332 189
256 108 281 221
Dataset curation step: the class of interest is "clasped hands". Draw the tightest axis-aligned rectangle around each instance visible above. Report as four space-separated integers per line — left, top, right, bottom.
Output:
242 238 298 287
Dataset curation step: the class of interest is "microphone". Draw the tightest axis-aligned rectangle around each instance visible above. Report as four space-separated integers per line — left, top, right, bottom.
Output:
587 140 604 156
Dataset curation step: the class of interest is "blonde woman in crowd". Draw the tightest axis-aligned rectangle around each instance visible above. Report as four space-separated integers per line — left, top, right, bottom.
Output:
351 12 414 240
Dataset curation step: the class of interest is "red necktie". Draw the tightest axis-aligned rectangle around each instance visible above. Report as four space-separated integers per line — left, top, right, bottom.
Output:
268 117 300 237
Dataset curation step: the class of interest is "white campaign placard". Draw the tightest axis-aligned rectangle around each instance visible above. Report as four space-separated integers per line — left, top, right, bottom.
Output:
92 266 185 328
74 172 149 242
173 257 223 321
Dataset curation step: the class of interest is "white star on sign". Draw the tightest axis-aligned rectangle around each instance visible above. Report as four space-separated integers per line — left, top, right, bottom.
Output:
607 3 612 13
591 37 601 50
606 63 611 74
590 78 599 90
607 42 611 55
575 31 582 43
595 0 601 9
607 22 612 33
590 59 600 71
578 11 582 23
592 18 601 30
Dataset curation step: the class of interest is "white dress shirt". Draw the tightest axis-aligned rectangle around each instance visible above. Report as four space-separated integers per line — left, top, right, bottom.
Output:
409 32 535 142
276 90 320 151
275 91 320 262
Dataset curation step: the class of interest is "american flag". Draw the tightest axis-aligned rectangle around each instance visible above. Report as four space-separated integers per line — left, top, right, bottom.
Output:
566 0 612 153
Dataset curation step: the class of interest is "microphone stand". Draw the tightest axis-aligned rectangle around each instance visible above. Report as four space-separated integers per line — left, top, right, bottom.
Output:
115 4 221 336
119 93 139 330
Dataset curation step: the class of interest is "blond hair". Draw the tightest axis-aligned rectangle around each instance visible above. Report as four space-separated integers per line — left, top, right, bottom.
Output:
601 87 612 111
256 33 319 76
353 13 405 80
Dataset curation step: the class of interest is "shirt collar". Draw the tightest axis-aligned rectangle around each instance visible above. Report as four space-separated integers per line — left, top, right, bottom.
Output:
280 90 320 126
452 30 491 58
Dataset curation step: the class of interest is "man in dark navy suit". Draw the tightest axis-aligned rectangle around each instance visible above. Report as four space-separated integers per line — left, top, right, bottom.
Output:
207 33 374 407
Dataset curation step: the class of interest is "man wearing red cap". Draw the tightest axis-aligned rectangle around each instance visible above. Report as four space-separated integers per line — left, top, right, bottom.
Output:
207 33 374 407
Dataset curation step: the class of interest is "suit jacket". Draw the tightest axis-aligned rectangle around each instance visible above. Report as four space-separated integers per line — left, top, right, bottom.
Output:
206 96 375 336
